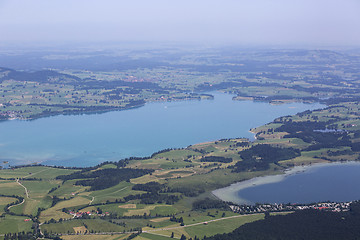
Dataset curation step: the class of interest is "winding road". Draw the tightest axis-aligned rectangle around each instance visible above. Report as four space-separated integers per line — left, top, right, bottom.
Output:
16 178 29 198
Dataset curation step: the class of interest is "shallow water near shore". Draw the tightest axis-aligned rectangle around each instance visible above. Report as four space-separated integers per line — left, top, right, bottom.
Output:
0 92 323 167
213 162 360 205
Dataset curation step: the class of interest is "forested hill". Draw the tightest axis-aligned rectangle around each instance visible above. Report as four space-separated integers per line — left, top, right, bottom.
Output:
0 67 80 84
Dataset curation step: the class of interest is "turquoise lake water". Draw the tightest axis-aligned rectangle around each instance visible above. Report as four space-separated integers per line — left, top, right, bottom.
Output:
0 92 323 167
214 162 360 205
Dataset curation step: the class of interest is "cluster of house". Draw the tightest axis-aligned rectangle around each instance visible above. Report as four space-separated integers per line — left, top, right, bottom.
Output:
0 111 21 120
344 123 357 128
229 201 352 214
68 210 110 218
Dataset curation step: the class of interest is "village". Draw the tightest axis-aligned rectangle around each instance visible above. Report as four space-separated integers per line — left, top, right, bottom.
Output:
229 201 353 215
68 210 111 219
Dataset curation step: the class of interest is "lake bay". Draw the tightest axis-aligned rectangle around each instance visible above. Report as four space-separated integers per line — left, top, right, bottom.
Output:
0 92 323 167
213 162 360 205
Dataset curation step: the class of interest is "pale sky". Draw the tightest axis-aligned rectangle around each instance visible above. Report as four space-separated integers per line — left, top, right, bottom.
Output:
0 0 359 46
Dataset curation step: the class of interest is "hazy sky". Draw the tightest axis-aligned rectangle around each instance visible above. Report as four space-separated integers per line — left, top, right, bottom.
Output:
0 0 359 46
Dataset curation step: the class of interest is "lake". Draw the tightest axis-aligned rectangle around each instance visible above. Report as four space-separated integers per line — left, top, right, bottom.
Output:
213 162 360 205
0 92 323 167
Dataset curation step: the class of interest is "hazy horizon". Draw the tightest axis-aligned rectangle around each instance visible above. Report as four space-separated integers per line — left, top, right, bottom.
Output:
0 0 359 48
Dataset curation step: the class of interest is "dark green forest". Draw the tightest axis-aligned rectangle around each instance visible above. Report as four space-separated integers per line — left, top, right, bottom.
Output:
206 202 360 240
232 144 300 172
56 168 153 190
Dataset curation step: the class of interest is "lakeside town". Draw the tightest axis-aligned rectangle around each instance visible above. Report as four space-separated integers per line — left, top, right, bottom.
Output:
229 201 353 215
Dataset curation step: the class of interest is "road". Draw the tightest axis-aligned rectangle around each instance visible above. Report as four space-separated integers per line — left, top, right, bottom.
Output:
16 178 29 198
7 198 25 210
56 213 264 237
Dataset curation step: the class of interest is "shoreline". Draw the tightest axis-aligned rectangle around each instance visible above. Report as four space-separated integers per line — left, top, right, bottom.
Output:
212 161 360 205
0 103 146 122
0 94 214 122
